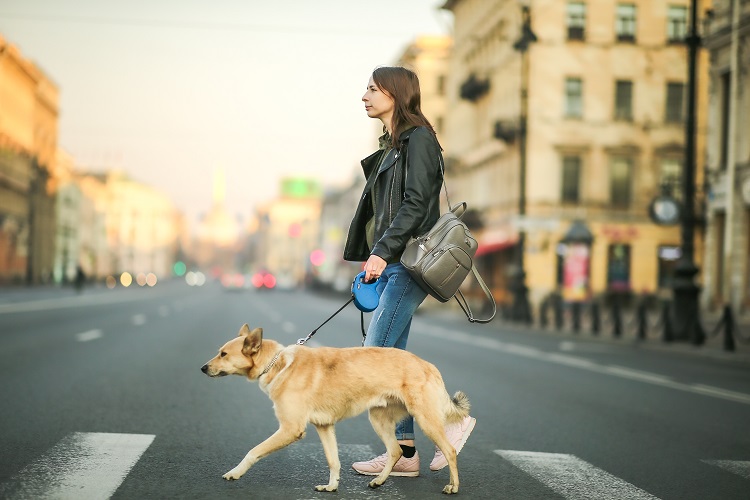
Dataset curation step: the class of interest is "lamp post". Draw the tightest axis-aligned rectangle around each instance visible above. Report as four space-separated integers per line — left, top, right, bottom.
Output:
671 0 705 344
509 1 536 324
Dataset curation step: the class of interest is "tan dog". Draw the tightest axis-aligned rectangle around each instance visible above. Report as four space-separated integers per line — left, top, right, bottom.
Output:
201 324 470 494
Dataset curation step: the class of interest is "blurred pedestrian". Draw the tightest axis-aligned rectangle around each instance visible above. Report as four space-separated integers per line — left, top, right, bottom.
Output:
343 66 476 477
74 265 86 294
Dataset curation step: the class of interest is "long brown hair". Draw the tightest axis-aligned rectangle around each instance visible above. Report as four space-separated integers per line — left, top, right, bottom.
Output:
372 66 441 150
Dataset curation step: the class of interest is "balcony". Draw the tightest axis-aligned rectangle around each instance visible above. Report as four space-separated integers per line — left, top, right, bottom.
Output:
493 120 520 143
459 74 490 102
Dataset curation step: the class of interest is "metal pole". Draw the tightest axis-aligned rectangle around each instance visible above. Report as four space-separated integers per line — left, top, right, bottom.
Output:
671 0 705 344
510 4 535 324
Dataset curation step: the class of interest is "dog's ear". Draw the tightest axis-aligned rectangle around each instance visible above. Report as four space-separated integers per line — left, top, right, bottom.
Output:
242 327 263 355
238 324 251 337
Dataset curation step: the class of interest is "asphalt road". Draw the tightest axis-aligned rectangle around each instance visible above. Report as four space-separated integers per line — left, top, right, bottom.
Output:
0 280 748 499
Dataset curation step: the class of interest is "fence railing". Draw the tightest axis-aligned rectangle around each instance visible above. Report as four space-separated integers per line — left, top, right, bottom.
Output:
531 293 750 352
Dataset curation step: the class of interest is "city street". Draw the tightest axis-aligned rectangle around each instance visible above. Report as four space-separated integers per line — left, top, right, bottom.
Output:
0 280 748 499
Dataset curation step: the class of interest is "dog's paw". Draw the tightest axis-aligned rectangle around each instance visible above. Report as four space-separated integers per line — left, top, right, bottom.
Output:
368 479 384 489
222 468 244 481
314 484 338 492
442 483 459 494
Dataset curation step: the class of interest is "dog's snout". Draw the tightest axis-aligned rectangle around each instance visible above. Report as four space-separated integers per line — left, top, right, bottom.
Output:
201 364 208 373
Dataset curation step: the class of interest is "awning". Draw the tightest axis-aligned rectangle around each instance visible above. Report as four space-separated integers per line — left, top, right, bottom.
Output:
475 226 516 257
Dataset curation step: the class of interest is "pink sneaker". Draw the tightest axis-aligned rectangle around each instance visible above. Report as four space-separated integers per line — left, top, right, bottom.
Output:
429 416 476 471
352 451 420 477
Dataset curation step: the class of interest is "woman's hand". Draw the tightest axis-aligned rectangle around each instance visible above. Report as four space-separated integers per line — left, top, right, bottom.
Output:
364 255 387 282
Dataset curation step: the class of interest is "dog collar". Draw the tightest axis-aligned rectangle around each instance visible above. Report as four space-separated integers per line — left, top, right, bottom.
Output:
259 350 282 378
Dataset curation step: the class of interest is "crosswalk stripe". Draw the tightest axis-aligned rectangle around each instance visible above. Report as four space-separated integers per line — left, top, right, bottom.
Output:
702 459 750 480
495 450 660 500
0 432 155 500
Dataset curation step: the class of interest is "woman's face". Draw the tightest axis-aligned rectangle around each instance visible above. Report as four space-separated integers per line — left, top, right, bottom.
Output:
362 76 394 125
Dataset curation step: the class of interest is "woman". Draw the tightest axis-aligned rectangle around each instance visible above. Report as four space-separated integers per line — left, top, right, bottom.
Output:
343 66 476 477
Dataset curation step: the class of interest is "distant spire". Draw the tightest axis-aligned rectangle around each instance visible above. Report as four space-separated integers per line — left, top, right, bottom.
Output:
212 168 226 206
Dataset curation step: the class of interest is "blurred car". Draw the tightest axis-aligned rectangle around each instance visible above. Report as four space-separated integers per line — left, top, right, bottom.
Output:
221 272 245 291
250 270 276 291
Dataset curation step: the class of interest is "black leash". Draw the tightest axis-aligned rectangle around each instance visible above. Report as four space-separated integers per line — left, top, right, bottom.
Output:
296 296 367 346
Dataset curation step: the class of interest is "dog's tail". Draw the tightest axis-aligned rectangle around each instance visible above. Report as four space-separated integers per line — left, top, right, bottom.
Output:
446 390 471 423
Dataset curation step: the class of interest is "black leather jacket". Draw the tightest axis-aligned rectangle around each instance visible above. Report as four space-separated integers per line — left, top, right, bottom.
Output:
343 126 443 263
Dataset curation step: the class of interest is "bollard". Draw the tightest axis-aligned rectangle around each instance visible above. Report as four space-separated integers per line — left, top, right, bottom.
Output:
540 297 549 329
637 300 647 341
554 295 564 331
722 304 736 352
572 302 581 333
661 301 673 342
612 299 622 338
591 302 600 335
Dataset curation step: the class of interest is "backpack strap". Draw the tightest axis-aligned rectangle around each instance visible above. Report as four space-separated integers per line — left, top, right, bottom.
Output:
453 265 497 323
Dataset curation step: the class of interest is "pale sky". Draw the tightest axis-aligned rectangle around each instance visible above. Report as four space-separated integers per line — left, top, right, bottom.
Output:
0 0 451 226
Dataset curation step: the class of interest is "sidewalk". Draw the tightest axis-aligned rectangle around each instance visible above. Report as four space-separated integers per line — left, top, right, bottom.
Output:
488 314 750 365
423 298 750 365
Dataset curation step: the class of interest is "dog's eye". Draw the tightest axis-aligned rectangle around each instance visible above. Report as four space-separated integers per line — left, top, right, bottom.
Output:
220 352 227 358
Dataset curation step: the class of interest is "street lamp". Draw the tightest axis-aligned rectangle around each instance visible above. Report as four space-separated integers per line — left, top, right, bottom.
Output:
509 0 537 324
671 0 705 344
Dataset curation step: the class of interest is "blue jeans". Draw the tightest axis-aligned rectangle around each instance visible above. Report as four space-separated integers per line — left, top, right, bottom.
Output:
364 262 428 441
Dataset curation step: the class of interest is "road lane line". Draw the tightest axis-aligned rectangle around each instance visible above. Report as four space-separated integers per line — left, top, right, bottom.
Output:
690 384 750 404
132 314 146 326
76 329 103 342
0 293 155 314
0 432 155 500
414 324 750 405
495 450 660 500
702 459 750 480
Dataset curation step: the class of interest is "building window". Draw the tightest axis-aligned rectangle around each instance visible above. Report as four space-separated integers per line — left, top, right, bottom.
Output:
615 80 633 120
437 75 446 96
720 72 731 170
610 157 633 207
561 156 581 203
565 77 583 118
607 243 631 291
667 5 688 43
657 245 681 288
616 4 637 42
665 82 685 123
660 158 682 200
567 2 586 40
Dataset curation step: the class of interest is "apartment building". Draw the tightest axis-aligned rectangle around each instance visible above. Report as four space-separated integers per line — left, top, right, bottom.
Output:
0 35 59 284
77 170 183 280
703 0 750 313
441 0 709 310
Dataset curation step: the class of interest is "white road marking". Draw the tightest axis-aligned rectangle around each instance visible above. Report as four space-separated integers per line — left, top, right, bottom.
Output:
415 324 750 405
702 459 750 480
496 450 660 500
0 432 155 500
132 314 146 326
75 329 103 342
0 293 153 314
690 384 750 404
